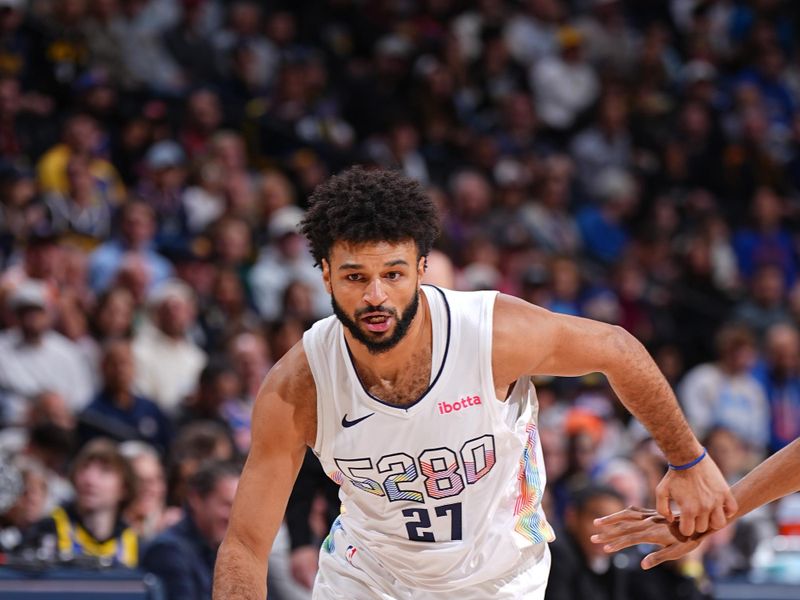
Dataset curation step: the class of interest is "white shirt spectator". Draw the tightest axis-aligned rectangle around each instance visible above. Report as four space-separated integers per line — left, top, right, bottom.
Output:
132 320 207 415
531 54 599 130
249 206 331 322
248 245 330 322
0 330 95 422
678 363 770 453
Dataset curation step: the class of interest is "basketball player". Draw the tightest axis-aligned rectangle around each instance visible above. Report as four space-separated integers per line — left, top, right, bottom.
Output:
592 437 800 569
213 167 736 599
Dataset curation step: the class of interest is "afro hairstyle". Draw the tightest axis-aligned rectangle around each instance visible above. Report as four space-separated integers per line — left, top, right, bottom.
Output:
300 166 440 267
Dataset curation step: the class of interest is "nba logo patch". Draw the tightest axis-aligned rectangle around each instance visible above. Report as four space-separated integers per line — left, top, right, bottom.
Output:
345 545 357 564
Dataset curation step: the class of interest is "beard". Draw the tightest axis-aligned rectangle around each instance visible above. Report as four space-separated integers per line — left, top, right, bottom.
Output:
331 288 420 355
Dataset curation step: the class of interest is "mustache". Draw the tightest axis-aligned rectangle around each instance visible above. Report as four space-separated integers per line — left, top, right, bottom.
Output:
354 305 398 318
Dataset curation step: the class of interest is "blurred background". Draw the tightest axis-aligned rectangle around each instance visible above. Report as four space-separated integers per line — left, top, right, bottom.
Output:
0 0 799 598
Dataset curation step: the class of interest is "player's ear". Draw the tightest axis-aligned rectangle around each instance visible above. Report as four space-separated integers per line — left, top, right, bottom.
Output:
321 258 332 294
418 255 426 280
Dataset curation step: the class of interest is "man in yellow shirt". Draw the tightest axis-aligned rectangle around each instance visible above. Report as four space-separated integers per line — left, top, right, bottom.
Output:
37 113 125 204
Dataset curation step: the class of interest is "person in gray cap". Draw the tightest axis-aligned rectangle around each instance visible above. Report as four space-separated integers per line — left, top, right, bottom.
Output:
0 280 94 423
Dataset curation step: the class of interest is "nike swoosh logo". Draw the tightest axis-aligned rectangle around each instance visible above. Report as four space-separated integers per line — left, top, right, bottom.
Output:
341 413 375 428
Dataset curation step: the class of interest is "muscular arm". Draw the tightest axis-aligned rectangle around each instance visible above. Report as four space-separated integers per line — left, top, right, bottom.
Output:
212 343 316 600
493 294 736 535
492 294 699 463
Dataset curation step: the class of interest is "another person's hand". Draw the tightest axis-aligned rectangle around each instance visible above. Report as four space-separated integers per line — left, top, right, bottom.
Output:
591 506 705 569
290 545 319 589
655 453 737 536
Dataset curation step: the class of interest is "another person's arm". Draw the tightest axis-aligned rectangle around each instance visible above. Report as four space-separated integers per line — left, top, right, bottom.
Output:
592 438 800 568
492 294 736 536
212 343 315 600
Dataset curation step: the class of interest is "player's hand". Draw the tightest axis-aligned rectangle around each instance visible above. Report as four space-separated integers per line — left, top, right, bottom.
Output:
591 506 704 569
290 545 319 589
655 453 737 537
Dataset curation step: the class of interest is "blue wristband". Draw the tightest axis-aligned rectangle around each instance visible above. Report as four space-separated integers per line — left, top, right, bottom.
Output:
668 447 707 471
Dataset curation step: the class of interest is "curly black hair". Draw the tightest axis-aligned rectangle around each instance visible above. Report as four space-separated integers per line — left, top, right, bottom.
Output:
300 166 440 267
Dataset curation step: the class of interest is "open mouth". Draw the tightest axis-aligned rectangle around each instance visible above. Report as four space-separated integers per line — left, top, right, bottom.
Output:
361 313 393 333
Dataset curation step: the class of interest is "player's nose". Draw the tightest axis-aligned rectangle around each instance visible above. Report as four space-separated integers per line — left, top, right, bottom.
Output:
363 278 388 305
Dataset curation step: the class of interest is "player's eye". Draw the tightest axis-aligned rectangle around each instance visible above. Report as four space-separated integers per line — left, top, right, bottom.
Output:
346 273 362 282
385 272 401 280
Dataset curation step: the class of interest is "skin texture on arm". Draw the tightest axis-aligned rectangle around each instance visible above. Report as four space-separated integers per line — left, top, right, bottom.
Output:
592 438 800 569
492 294 736 536
212 342 316 600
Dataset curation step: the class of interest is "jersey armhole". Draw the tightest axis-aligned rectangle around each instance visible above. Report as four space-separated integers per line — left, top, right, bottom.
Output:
480 291 503 416
302 330 331 459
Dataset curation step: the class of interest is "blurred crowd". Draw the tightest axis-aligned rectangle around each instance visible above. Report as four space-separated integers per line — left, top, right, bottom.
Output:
0 0 799 598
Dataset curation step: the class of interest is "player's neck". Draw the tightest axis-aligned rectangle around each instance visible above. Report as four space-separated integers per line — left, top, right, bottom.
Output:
348 292 432 383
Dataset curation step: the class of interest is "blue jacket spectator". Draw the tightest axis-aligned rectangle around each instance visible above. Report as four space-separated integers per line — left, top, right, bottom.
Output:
89 201 173 294
142 460 240 600
77 338 172 456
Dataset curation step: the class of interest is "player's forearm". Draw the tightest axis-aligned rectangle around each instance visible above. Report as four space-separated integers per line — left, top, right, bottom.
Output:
213 537 267 600
604 327 703 465
730 438 800 520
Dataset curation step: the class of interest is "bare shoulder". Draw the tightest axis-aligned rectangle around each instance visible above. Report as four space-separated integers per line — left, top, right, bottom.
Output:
253 340 317 448
491 293 554 387
492 292 630 385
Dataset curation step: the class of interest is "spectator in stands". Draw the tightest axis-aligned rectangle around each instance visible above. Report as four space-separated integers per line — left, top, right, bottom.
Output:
136 139 190 253
574 0 638 76
90 286 136 342
503 0 560 68
166 421 234 509
752 322 800 452
733 187 796 287
178 359 254 456
199 267 260 352
547 485 710 600
577 168 636 265
132 279 207 415
112 0 184 95
30 0 91 108
570 90 632 193
163 1 218 91
678 323 769 457
120 441 180 540
22 438 139 567
0 456 48 554
546 485 630 600
181 155 226 235
88 200 173 293
531 25 599 140
0 280 95 422
732 263 790 339
213 0 276 90
177 88 224 159
0 76 52 164
0 166 39 267
142 460 240 599
36 114 124 201
44 155 117 244
524 155 582 256
249 205 329 321
78 338 172 455
228 330 270 404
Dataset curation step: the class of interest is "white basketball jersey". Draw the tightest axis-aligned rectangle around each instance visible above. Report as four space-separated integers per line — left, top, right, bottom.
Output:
303 285 554 591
